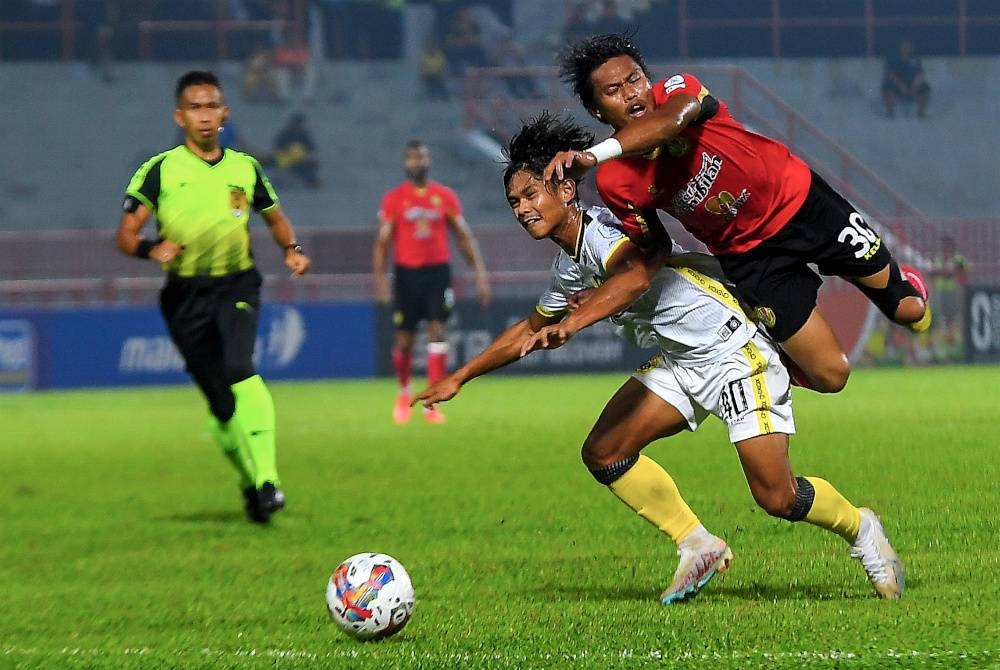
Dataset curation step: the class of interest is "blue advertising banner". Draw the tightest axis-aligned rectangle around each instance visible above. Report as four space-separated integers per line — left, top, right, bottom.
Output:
966 286 1000 364
0 302 375 391
374 298 654 377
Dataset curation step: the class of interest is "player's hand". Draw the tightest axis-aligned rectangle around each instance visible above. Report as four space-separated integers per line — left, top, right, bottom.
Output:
374 276 391 305
567 288 596 311
412 376 462 407
285 249 311 277
150 240 183 263
519 323 578 357
543 150 598 183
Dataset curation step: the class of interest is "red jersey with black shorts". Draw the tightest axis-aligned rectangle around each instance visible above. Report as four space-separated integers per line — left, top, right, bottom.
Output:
378 180 460 330
595 73 901 342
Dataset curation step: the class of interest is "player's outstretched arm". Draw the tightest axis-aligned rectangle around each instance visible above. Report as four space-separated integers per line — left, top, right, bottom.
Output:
413 311 558 408
519 242 670 356
543 94 702 182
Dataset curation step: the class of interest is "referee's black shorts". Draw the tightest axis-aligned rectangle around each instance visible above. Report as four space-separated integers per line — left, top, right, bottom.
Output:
159 268 262 383
393 263 453 331
718 171 892 342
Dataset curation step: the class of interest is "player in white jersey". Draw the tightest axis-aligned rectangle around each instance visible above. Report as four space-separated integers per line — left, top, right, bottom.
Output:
414 113 904 603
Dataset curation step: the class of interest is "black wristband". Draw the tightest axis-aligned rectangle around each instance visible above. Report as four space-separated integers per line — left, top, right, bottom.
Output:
135 239 156 259
285 243 303 255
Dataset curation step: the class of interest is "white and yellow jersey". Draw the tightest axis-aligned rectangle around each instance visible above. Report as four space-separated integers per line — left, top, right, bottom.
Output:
536 206 757 366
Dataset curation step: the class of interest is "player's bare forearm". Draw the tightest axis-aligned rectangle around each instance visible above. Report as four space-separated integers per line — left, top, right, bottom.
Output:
451 318 539 385
613 94 700 155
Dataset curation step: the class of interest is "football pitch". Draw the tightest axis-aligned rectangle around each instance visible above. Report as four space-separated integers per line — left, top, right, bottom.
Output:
2 366 998 669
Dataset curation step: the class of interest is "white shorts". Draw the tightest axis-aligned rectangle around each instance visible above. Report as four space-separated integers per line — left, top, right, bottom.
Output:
631 332 795 443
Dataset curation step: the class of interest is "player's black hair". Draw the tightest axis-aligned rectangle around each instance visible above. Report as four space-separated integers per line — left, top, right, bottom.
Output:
502 111 595 194
558 32 650 111
175 70 222 101
405 139 427 152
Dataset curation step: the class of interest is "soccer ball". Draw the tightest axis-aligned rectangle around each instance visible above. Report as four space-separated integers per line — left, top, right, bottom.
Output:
326 552 415 641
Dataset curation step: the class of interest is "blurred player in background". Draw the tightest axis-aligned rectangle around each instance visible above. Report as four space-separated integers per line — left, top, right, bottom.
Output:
373 140 491 425
115 70 311 523
545 33 931 394
415 114 904 603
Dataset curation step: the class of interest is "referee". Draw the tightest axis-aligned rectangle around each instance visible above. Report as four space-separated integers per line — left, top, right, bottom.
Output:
115 70 311 523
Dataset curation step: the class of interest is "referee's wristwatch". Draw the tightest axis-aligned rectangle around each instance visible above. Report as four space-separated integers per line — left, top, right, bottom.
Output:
284 242 304 255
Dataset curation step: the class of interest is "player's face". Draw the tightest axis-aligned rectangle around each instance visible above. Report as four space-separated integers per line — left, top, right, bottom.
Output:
588 55 653 130
404 146 431 183
174 84 228 149
506 170 574 241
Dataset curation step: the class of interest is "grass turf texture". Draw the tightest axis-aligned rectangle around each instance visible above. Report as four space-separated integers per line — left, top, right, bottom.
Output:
2 366 998 669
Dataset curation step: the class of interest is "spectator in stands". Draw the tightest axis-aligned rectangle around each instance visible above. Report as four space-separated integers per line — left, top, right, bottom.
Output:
242 44 282 103
274 28 317 104
442 7 490 78
263 112 321 189
419 39 451 101
881 39 930 119
78 0 119 83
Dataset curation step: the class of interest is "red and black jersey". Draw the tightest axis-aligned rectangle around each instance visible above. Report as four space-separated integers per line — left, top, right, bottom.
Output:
378 180 461 268
596 73 812 255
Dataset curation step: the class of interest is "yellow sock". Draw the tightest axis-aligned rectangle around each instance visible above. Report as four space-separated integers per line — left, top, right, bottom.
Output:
907 305 932 333
803 476 862 542
608 455 700 543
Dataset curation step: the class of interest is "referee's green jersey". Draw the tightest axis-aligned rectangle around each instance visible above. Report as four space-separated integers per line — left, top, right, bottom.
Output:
125 145 280 278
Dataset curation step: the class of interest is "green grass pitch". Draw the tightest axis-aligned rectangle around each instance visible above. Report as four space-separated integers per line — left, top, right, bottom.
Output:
2 366 999 669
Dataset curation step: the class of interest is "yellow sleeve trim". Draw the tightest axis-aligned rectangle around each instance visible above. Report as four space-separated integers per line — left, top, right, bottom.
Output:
602 236 632 272
535 304 566 319
126 190 156 213
697 85 711 102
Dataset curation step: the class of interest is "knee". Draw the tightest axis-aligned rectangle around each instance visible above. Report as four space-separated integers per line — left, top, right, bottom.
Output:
751 483 797 518
810 357 851 393
580 436 610 471
894 296 927 324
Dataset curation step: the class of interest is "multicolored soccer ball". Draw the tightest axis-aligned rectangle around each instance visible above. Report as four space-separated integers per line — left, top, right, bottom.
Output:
326 552 415 641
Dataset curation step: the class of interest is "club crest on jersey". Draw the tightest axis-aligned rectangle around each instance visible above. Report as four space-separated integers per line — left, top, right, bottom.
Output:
705 189 750 221
229 186 248 218
666 136 691 158
635 354 663 374
754 306 777 328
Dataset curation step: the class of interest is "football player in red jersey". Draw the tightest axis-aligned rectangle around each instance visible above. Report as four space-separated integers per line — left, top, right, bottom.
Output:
373 140 491 424
537 34 931 393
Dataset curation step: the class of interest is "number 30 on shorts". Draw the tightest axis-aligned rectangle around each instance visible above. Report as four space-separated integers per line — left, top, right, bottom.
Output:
837 212 882 260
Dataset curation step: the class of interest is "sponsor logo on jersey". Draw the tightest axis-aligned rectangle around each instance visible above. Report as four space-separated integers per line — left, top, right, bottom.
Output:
662 75 686 95
705 189 751 221
669 152 723 216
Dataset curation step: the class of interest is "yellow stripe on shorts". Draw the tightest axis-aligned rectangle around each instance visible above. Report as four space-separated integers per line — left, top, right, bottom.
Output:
739 339 773 434
670 265 744 315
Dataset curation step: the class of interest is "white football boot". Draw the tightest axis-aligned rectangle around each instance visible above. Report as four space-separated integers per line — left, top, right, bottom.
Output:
661 535 733 605
850 507 905 599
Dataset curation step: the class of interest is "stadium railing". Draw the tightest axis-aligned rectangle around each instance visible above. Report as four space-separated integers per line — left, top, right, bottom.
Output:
1 223 996 307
